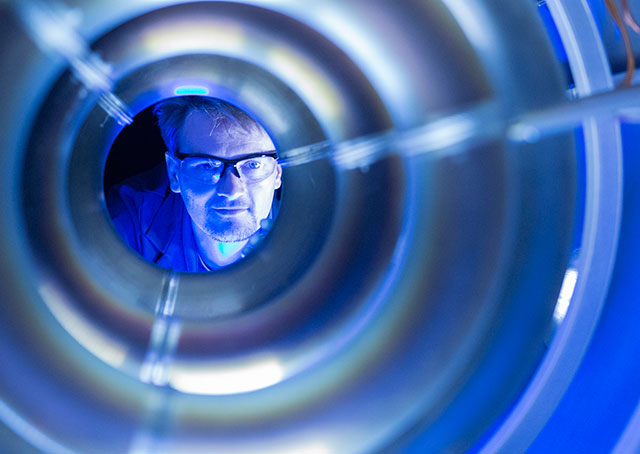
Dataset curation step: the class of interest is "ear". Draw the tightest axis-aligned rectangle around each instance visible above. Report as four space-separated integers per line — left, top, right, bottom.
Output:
274 163 282 190
165 151 181 193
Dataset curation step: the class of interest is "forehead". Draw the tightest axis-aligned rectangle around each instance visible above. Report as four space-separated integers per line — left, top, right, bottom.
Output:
178 110 274 158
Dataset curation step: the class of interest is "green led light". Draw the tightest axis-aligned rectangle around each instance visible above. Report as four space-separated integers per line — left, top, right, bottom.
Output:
174 86 209 95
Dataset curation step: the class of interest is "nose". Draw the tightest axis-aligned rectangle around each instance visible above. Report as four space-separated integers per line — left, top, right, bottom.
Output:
215 165 245 199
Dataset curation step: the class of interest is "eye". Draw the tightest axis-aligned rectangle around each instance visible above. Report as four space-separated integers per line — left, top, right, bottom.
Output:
242 160 263 170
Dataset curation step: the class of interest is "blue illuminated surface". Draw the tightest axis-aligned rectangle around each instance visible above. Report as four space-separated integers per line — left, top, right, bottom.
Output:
538 2 568 63
527 124 640 454
0 0 625 453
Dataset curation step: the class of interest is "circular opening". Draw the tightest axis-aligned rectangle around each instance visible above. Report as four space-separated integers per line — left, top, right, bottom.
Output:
104 96 283 272
59 53 335 320
9 1 585 452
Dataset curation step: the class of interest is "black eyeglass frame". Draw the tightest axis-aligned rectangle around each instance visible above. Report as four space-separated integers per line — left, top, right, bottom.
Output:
172 151 279 180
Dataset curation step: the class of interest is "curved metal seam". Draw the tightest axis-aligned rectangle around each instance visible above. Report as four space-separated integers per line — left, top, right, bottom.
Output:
139 271 181 387
479 0 623 452
0 399 76 454
612 383 640 452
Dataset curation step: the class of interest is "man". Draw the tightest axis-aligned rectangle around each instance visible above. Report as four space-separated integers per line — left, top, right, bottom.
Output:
108 96 282 272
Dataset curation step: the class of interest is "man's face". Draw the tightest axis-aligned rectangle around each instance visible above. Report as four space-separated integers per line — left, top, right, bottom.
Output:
166 110 281 242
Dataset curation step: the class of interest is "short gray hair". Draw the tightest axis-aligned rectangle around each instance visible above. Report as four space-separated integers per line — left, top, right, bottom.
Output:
153 96 268 154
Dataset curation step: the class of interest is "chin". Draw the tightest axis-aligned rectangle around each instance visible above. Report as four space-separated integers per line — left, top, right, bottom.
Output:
207 222 258 243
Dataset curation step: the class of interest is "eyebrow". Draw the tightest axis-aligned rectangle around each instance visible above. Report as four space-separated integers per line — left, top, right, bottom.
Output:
174 151 278 162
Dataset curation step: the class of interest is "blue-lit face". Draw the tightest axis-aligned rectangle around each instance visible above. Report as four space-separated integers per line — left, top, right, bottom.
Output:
166 110 281 242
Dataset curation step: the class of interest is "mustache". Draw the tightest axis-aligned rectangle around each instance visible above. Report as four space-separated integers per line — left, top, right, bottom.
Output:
208 199 251 210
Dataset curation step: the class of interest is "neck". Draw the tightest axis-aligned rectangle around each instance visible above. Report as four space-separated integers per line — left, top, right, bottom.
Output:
192 223 248 268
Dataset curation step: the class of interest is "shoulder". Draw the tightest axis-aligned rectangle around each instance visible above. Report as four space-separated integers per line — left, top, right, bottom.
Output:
106 164 172 250
107 165 169 214
108 164 169 198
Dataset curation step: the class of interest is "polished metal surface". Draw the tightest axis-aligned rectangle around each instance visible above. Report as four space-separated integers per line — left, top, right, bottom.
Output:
0 1 601 453
482 0 623 451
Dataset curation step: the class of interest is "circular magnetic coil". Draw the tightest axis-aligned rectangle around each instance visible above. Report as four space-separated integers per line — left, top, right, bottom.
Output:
0 1 604 453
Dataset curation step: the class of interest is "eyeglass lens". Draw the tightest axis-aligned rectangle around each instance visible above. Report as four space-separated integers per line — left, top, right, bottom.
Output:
181 156 277 183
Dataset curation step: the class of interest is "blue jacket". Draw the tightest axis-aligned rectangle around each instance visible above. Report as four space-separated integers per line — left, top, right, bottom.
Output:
107 165 211 272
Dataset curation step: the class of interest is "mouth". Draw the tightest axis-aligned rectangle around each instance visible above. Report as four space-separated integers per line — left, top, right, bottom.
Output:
212 206 249 216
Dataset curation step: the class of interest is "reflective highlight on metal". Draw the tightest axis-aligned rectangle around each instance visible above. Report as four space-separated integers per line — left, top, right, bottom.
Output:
16 0 134 126
280 101 506 170
0 0 636 453
481 0 623 451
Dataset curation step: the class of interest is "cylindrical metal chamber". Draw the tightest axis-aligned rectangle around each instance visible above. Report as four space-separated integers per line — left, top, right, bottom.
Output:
1 1 615 453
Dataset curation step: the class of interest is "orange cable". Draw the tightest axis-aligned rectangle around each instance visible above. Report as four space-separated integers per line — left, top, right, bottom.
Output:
605 0 635 86
621 0 640 34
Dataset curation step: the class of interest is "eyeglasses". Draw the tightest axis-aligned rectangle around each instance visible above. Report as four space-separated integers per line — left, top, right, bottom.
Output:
173 151 278 184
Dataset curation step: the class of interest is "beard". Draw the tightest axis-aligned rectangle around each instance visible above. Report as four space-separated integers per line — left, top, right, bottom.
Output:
205 211 259 242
